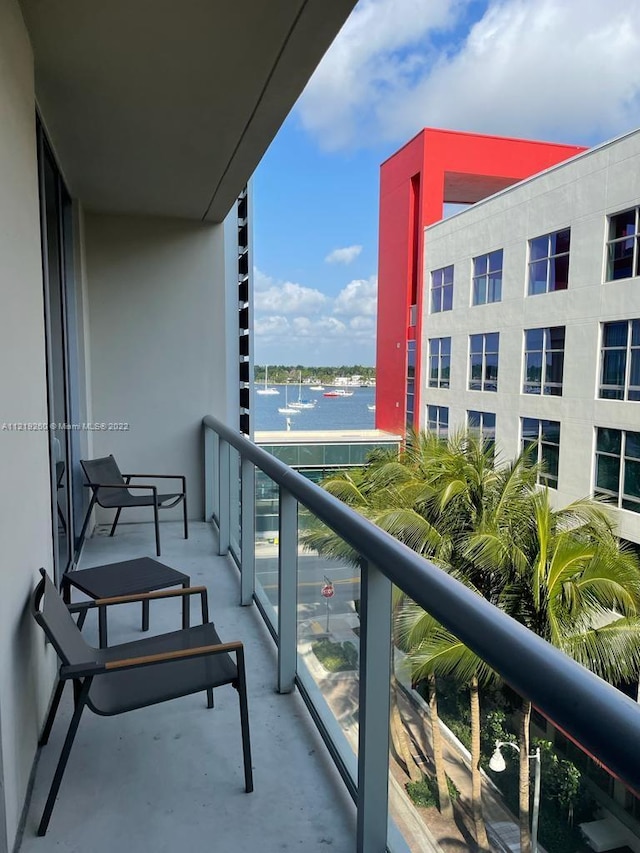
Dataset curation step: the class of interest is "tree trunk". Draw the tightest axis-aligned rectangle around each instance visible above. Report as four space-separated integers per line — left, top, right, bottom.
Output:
429 673 453 819
519 699 532 853
390 673 422 783
470 676 490 852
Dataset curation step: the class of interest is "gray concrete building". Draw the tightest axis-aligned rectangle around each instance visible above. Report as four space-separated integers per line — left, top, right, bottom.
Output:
421 128 640 547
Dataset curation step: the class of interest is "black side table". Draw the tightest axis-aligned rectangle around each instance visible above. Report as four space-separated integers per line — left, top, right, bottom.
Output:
62 557 191 648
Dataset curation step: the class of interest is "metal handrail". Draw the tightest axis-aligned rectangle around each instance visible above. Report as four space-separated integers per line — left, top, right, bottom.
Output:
203 414 640 795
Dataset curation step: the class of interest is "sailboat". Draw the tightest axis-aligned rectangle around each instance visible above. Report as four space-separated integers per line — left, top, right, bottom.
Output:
278 383 299 415
290 371 317 409
256 366 279 395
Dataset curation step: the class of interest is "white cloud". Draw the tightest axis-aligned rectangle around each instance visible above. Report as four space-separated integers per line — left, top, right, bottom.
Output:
253 269 377 363
298 0 640 149
254 280 327 315
325 245 363 264
298 0 458 150
254 315 290 336
333 276 378 317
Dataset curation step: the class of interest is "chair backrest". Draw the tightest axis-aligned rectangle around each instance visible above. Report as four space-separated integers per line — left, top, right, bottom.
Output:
31 570 94 666
80 455 126 506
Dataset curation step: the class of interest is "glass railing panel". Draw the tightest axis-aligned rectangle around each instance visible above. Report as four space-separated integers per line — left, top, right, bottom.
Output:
254 471 279 632
229 446 241 562
384 618 623 853
296 505 361 757
208 428 219 525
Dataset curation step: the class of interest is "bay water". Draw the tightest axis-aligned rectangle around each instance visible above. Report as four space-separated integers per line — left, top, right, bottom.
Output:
254 384 376 431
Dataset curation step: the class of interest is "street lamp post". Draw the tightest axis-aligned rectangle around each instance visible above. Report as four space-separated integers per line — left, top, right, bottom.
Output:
489 740 541 853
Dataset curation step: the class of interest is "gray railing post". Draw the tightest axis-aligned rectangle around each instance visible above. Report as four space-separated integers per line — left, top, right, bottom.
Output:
240 456 256 605
218 438 230 556
277 487 297 693
357 560 392 853
203 425 215 522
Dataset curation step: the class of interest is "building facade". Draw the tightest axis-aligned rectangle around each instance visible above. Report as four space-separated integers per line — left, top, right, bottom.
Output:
417 128 640 550
376 125 640 841
376 128 585 434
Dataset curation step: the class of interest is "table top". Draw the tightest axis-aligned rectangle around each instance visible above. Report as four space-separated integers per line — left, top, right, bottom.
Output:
64 557 190 599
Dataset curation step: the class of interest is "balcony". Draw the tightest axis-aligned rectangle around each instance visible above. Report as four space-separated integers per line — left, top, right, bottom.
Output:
20 522 357 852
19 418 640 853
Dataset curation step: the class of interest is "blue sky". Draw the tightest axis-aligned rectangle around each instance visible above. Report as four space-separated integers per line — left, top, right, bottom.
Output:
253 0 640 367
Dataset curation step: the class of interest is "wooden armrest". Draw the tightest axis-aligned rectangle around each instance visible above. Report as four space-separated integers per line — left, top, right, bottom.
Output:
93 586 207 606
105 640 243 671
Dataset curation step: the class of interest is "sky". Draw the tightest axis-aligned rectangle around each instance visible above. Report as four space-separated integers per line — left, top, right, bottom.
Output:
253 0 640 368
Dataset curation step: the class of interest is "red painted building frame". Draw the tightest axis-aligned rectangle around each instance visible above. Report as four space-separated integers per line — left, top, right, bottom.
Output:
375 128 586 434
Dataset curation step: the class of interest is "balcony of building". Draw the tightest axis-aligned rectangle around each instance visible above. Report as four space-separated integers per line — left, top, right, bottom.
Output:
19 522 357 853
15 418 640 853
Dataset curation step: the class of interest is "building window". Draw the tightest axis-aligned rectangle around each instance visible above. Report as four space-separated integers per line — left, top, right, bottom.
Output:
595 428 640 513
469 332 499 392
406 340 416 429
600 320 640 401
522 418 560 489
468 410 496 449
472 250 503 305
428 337 451 388
606 208 640 281
431 265 453 313
427 405 448 437
528 229 570 295
523 327 565 396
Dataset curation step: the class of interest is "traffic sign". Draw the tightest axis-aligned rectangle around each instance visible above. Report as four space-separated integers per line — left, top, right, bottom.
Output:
321 584 335 598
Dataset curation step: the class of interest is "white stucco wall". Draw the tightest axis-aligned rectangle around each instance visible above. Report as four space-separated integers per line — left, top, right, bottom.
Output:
84 211 239 527
0 3 56 849
422 130 640 546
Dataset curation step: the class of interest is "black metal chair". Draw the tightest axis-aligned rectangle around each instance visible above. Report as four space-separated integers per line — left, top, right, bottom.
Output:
78 455 188 556
32 569 253 837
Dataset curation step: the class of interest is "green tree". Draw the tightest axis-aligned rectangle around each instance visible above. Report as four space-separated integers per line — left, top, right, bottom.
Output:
469 488 640 853
301 445 454 817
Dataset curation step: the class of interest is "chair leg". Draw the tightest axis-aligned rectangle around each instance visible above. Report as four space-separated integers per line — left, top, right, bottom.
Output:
153 498 161 556
235 650 253 793
76 493 97 558
109 506 123 537
183 493 188 540
207 689 214 709
142 599 150 632
181 581 190 630
38 678 91 836
98 606 108 648
39 680 65 747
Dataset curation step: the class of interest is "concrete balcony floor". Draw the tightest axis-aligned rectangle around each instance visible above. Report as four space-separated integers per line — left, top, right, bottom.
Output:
20 522 356 852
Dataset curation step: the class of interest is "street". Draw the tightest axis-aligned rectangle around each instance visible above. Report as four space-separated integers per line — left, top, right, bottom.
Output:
255 552 360 616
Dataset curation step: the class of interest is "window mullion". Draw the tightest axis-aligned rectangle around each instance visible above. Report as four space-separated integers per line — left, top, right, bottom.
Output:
625 321 633 400
620 431 627 508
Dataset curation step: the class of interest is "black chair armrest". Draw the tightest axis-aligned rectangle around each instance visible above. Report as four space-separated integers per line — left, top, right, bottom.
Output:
122 473 186 491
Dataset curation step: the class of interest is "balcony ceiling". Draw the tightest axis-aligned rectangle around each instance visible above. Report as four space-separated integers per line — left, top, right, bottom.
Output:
20 0 355 221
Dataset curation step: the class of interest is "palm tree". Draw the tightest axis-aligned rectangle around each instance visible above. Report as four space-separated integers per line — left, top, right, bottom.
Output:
301 443 455 816
399 608 495 851
391 431 540 848
469 489 640 853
